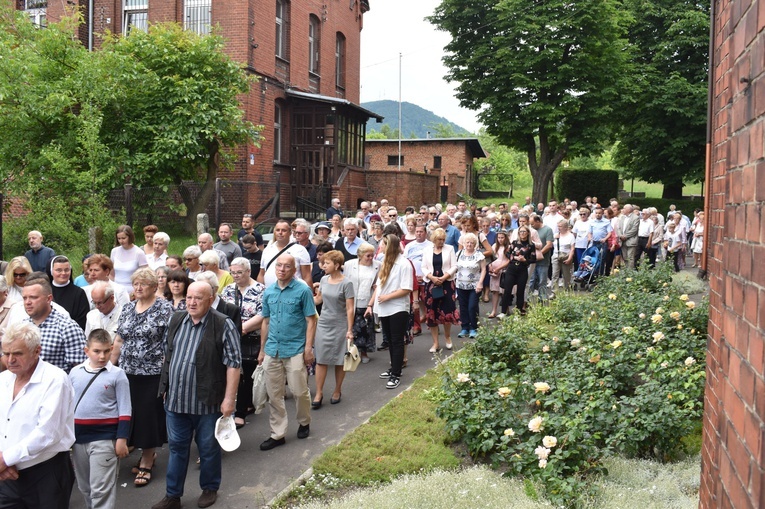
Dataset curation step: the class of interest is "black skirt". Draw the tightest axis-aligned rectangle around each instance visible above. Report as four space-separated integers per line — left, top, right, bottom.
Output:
127 374 167 449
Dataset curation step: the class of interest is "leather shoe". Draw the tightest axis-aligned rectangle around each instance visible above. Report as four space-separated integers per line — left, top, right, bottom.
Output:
330 394 341 404
311 397 323 409
297 424 310 439
197 490 217 508
260 437 286 451
151 496 181 509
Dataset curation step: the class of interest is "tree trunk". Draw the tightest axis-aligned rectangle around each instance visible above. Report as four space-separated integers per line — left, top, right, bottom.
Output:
661 181 684 200
527 133 567 205
178 142 220 234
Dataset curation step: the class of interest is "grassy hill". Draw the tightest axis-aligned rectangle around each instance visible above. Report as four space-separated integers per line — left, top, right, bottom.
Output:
362 100 472 138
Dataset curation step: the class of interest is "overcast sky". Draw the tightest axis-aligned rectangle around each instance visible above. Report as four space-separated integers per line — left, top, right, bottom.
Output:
359 0 482 134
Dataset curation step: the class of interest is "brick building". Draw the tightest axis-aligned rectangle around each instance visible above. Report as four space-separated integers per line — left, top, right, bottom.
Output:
363 138 487 210
16 0 381 220
699 0 765 508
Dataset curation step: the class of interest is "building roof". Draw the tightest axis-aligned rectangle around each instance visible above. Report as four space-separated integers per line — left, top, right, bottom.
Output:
365 137 488 158
285 89 384 122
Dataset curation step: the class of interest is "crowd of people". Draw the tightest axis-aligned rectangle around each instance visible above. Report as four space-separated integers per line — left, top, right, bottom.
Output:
0 195 704 509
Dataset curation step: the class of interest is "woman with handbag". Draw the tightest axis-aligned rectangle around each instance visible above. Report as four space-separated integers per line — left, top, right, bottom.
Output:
499 226 536 317
343 243 380 364
221 257 266 428
313 250 355 407
421 228 459 352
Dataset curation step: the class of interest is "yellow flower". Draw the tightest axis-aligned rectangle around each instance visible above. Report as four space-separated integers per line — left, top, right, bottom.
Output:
528 416 543 433
685 357 696 366
655 307 665 314
456 373 471 383
670 311 681 320
639 313 646 319
686 301 696 309
622 326 633 334
663 295 670 301
497 387 511 398
539 459 548 468
663 282 668 287
626 277 633 282
533 382 551 394
608 293 617 300
613 268 620 274
651 314 663 324
667 394 673 399
611 340 622 349
677 324 683 330
679 294 689 301
542 345 550 353
503 428 515 437
570 338 581 347
652 331 665 343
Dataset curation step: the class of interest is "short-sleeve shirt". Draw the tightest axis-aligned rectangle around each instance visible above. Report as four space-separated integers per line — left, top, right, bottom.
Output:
260 243 311 287
115 298 174 376
455 250 485 290
261 279 316 358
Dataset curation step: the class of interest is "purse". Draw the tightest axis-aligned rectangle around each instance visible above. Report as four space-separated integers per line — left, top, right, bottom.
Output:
343 339 361 372
431 284 445 299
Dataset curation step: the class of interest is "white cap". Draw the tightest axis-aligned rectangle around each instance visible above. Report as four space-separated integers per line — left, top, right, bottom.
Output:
215 415 241 452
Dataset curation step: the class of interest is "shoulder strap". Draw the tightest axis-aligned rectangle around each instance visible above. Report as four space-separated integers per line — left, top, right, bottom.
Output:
74 368 105 412
266 242 296 271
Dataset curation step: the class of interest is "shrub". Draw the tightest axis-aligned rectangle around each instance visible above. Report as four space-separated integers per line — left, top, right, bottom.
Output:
437 262 707 507
555 169 619 204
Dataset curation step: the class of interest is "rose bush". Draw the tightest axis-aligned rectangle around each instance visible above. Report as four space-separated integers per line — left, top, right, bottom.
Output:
436 262 708 506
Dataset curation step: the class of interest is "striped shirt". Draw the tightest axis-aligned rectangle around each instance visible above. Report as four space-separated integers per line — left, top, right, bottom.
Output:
164 312 241 415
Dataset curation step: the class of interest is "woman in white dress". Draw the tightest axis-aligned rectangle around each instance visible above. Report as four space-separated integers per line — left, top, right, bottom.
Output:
110 225 148 295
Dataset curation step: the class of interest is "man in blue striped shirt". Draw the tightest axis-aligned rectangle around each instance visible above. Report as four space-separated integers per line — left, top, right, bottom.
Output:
153 282 241 509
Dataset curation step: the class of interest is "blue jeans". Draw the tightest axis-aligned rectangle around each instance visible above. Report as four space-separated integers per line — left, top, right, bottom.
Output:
165 410 221 498
533 264 550 301
457 288 479 331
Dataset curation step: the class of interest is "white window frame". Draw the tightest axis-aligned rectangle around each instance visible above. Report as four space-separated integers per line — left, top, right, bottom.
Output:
275 0 285 59
308 15 320 75
185 0 211 36
124 0 148 35
274 103 283 163
25 0 47 27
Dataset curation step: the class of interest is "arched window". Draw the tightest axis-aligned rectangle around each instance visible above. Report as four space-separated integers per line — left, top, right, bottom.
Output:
335 32 346 89
308 15 320 75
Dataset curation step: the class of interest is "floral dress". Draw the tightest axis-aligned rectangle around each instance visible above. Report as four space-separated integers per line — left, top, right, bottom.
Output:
423 252 459 326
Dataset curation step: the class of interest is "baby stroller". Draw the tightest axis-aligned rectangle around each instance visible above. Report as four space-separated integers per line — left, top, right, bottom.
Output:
573 244 604 290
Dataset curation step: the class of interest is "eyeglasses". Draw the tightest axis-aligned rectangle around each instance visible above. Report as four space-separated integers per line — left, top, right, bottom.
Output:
429 212 437 216
184 258 197 262
388 214 397 218
230 270 246 276
13 272 27 279
293 230 308 235
132 282 152 288
91 298 110 306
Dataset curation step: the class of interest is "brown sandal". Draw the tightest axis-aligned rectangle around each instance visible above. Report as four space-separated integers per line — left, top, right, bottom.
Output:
134 467 152 487
130 452 157 474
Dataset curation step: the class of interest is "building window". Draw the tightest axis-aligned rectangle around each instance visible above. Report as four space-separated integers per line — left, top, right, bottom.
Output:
335 33 345 89
274 103 283 163
308 15 320 75
433 156 442 169
124 0 148 35
185 0 211 35
387 155 403 166
275 0 287 59
24 0 47 27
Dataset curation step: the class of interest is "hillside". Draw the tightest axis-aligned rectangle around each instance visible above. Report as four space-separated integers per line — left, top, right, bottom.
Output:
362 100 472 138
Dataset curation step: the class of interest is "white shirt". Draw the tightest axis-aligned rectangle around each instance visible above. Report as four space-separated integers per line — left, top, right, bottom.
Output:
0 359 75 469
403 240 433 278
84 303 123 339
638 218 653 237
374 255 412 317
572 219 591 249
543 213 565 235
146 252 168 270
553 232 575 256
260 242 311 288
83 281 130 310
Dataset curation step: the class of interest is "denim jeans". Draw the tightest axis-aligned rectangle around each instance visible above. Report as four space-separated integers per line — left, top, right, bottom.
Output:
457 288 479 331
165 411 221 498
532 264 550 301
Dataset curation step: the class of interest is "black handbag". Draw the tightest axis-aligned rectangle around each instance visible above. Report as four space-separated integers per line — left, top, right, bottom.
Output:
431 284 445 299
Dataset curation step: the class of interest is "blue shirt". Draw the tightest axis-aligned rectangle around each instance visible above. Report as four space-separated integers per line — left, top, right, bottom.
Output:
262 279 317 359
343 236 363 256
444 224 461 252
588 218 613 242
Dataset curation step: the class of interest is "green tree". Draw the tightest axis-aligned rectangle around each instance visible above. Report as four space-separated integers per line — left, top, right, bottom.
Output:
614 0 709 199
430 0 631 203
474 129 531 193
0 5 262 233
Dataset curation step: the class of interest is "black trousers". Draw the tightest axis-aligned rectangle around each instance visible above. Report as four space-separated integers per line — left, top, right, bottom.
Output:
637 237 649 264
501 264 529 313
0 451 73 509
381 311 408 378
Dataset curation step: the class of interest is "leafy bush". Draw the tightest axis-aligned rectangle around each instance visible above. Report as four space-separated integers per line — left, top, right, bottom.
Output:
436 262 707 507
3 194 121 274
556 169 619 204
628 197 704 216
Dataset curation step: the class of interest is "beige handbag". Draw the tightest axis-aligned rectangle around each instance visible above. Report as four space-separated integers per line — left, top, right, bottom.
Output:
343 339 361 372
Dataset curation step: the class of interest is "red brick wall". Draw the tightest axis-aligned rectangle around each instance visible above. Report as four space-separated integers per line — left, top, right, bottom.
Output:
700 1 765 508
365 170 440 211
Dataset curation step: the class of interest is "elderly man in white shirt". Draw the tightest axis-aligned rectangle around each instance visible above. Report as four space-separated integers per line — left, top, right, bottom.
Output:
0 322 75 509
84 282 123 339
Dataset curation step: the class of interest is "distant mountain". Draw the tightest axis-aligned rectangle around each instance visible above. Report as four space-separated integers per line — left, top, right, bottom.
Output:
361 100 472 138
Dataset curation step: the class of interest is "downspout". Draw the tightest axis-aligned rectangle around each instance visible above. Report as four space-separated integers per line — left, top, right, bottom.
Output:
700 0 715 280
88 0 93 51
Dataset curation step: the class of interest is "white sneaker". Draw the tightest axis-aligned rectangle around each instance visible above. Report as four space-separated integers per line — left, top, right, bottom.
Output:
496 313 506 319
558 280 564 287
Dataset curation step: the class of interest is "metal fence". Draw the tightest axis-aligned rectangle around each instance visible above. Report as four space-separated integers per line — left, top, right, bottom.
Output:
106 179 280 233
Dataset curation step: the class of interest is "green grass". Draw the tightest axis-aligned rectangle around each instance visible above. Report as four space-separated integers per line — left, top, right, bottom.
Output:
310 373 460 485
